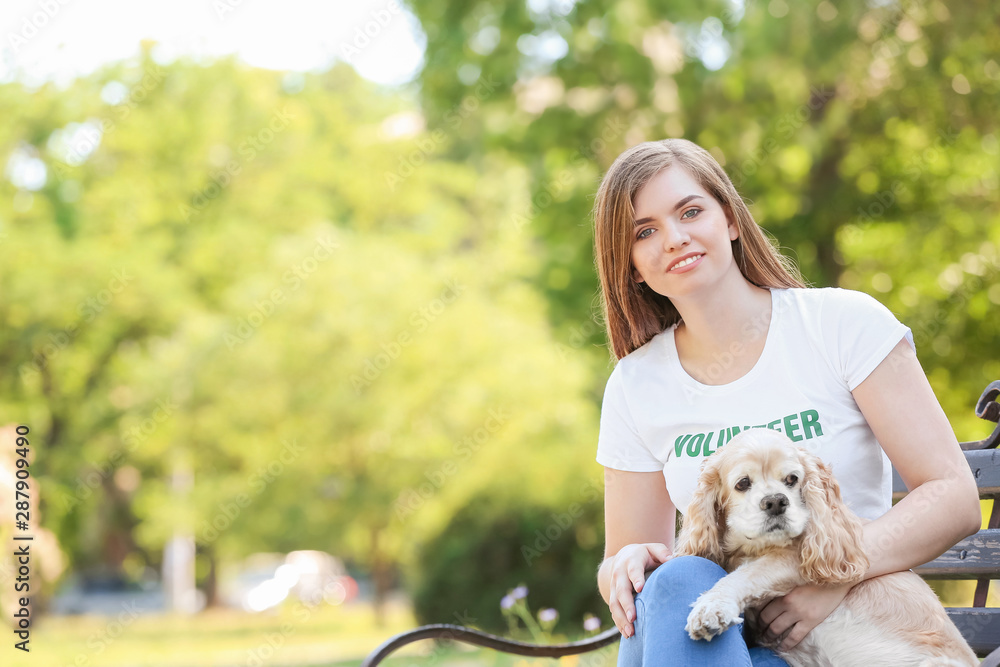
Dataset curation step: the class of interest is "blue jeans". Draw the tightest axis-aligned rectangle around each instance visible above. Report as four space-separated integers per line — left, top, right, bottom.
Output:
616 555 789 667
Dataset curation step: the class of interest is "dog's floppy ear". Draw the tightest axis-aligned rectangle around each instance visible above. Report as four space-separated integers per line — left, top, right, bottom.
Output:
676 455 727 566
798 449 869 585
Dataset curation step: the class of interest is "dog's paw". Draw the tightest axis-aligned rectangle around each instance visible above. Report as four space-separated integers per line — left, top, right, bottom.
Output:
685 593 743 641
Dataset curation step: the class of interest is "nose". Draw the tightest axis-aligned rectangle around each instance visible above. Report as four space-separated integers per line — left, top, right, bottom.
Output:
661 220 690 252
760 494 788 516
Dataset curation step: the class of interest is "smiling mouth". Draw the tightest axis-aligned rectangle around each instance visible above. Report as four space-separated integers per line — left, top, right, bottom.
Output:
668 254 704 272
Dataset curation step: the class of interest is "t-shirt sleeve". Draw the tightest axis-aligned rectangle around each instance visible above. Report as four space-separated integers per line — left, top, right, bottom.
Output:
820 288 915 392
596 362 663 472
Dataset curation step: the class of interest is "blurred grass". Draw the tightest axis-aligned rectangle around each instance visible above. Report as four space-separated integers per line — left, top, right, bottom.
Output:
12 598 619 667
14 580 987 666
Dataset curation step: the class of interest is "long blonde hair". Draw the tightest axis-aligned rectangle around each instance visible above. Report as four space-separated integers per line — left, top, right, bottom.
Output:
593 139 806 360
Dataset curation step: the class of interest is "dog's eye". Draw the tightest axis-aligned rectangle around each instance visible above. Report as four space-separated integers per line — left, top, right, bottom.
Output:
735 476 751 492
784 474 799 487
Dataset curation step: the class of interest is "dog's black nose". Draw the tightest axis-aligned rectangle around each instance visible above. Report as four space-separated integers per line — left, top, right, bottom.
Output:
760 494 788 516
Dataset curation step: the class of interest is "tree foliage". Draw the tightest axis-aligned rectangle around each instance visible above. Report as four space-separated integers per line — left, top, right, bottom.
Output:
1 0 998 622
0 49 601 617
406 0 1000 404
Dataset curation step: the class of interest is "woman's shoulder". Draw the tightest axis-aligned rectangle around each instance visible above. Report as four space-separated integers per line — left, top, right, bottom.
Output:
772 286 903 345
775 285 886 313
613 324 678 373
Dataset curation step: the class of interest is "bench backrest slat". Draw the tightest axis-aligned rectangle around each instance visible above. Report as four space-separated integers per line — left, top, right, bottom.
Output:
873 408 1000 658
947 608 1000 657
892 449 1000 498
912 528 1000 578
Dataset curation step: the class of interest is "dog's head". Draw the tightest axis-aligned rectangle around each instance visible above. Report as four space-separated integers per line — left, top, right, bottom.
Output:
675 428 868 584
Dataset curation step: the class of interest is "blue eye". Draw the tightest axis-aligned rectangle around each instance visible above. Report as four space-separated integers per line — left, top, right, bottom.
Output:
636 227 653 240
682 207 702 219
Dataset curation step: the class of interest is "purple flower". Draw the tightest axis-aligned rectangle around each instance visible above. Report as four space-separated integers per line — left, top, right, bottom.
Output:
538 608 558 623
511 585 528 600
583 616 601 632
501 595 515 610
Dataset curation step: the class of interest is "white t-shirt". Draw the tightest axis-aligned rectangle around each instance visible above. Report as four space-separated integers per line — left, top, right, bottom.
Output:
596 287 914 521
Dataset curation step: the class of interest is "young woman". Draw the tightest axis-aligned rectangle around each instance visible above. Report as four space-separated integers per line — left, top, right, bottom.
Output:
592 138 981 666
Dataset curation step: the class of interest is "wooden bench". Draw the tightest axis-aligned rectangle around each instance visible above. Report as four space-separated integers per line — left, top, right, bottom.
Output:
893 380 1000 664
362 381 1000 666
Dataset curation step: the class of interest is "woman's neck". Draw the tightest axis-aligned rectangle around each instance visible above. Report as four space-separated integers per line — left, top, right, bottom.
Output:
672 277 773 357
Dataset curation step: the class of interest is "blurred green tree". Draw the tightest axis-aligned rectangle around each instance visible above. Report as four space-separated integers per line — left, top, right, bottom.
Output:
0 48 603 624
405 0 1000 395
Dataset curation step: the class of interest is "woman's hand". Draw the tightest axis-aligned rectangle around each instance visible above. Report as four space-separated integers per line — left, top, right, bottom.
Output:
756 581 853 651
608 543 673 638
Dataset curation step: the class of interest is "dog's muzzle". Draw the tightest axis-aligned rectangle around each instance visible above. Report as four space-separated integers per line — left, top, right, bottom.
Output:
760 493 789 516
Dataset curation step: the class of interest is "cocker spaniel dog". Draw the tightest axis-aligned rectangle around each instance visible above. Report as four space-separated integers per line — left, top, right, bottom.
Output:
674 428 977 666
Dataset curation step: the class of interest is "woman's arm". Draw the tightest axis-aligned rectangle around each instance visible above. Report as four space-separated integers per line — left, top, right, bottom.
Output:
599 467 675 635
852 336 981 577
758 336 981 650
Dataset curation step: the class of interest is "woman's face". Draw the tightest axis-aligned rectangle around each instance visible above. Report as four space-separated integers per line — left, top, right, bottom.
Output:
630 165 740 299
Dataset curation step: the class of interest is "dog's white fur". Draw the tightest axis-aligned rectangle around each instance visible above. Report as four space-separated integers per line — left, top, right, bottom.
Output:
674 428 978 667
